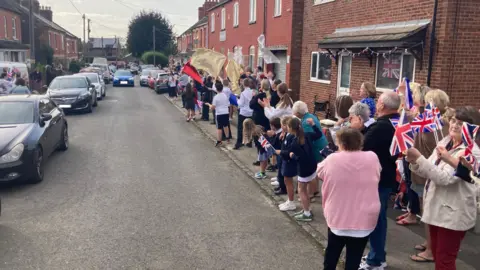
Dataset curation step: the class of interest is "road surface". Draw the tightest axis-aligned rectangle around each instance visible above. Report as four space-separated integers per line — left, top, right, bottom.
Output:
0 83 323 269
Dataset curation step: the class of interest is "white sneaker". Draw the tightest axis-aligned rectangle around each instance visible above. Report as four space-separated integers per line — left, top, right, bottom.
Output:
270 177 277 182
361 256 387 268
279 200 296 211
271 181 279 187
358 261 386 270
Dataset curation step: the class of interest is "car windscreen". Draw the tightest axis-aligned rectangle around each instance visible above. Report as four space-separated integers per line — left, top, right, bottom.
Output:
0 101 34 124
141 70 151 76
92 65 106 71
49 77 88 90
115 71 132 77
150 71 161 78
158 74 168 80
9 86 31 95
77 74 99 83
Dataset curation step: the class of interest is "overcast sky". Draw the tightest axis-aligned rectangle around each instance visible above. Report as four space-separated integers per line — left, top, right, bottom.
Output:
39 0 205 41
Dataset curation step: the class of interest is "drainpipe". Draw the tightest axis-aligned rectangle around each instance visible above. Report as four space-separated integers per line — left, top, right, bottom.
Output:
426 0 439 86
263 0 267 69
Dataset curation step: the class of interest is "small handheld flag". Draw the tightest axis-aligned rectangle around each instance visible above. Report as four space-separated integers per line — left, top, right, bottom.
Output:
390 109 415 156
411 112 437 133
258 135 273 150
404 78 414 110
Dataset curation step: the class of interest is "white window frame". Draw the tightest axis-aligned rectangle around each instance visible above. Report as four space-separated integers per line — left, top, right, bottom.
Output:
210 13 215 32
274 0 282 17
12 18 16 39
337 54 352 96
249 0 257 23
48 32 51 46
249 45 255 70
221 8 226 30
3 16 7 39
309 52 331 84
314 0 335 5
374 53 416 92
233 2 239 27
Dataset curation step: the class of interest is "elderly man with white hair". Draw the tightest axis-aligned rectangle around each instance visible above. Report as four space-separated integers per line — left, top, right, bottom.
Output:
359 91 401 270
348 102 375 132
291 101 328 198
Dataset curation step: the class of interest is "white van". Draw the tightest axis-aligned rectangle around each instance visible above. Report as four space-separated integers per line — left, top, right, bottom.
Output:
0 61 30 85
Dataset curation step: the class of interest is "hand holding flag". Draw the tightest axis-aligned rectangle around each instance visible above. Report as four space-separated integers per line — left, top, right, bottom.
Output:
390 109 415 156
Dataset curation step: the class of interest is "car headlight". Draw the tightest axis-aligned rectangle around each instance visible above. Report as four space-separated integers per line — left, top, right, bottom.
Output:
114 77 118 80
128 77 134 81
79 92 91 99
0 144 24 164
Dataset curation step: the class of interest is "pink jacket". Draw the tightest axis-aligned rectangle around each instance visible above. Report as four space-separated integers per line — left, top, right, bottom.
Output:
317 151 382 231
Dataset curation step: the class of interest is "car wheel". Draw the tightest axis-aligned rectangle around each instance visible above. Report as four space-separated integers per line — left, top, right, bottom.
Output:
57 125 69 151
86 102 93 113
102 89 106 97
30 147 44 184
93 98 98 107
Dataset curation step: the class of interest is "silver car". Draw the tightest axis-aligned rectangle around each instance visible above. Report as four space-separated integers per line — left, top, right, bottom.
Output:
74 72 106 99
154 72 169 94
139 70 152 87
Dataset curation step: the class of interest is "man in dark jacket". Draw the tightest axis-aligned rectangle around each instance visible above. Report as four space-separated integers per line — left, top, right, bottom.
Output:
360 91 401 270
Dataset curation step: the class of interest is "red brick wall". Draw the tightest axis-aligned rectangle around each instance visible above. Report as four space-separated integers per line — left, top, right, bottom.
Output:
0 9 22 41
300 0 480 112
65 38 78 58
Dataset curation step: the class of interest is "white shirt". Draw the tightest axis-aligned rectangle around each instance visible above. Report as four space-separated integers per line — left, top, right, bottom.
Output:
237 88 253 117
212 92 230 115
264 104 293 120
222 87 232 98
168 75 176 87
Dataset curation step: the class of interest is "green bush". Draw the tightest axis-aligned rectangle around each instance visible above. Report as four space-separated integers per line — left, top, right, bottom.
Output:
141 51 168 67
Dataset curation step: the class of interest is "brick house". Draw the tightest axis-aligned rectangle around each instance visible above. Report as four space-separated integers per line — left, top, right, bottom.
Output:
0 0 30 62
300 0 480 115
177 0 217 60
17 0 79 67
206 0 304 97
84 37 121 63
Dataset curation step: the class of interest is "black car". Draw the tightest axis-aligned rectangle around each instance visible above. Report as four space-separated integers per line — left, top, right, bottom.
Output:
0 95 68 184
46 75 98 113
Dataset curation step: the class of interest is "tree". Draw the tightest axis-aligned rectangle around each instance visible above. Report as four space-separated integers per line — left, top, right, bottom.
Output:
141 51 168 67
126 11 174 58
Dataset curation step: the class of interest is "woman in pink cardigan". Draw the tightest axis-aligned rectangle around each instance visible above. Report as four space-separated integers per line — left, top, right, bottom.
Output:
317 128 382 270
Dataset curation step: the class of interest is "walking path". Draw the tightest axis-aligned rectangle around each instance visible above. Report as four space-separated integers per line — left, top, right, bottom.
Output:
166 96 479 270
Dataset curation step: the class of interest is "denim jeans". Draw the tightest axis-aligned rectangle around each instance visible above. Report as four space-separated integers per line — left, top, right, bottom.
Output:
366 187 392 266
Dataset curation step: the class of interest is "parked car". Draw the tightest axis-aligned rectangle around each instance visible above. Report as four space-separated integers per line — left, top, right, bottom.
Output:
91 63 110 84
130 64 139 75
154 72 169 94
113 70 135 87
147 70 163 89
8 85 31 95
139 70 151 87
0 94 68 183
46 75 98 113
74 72 106 99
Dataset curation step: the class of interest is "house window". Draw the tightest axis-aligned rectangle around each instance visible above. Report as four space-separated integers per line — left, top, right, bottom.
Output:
61 35 65 50
274 0 281 17
249 46 255 70
233 2 239 27
337 55 352 96
3 16 7 38
54 34 57 49
310 52 332 83
376 53 415 90
210 13 215 32
12 18 16 39
221 8 226 30
257 47 263 70
249 0 256 23
314 0 335 5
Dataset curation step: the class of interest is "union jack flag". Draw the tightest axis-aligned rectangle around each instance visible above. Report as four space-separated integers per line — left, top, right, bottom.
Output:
462 122 479 153
390 110 415 156
258 135 272 150
197 100 203 108
382 56 401 79
425 103 444 128
390 117 400 128
411 112 437 133
464 152 480 174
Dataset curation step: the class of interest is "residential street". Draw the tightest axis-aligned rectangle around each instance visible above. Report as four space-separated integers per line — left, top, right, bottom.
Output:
0 84 323 269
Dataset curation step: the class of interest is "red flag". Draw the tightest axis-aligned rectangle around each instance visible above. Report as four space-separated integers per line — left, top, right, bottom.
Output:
182 61 203 85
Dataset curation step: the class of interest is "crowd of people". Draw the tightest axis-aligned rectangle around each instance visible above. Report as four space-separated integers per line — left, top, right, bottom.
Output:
166 64 480 270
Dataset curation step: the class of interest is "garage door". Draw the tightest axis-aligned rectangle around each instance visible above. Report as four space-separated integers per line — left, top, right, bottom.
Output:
273 51 287 82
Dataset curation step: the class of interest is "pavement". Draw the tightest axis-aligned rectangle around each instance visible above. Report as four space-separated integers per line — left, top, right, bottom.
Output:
0 83 325 269
165 95 480 270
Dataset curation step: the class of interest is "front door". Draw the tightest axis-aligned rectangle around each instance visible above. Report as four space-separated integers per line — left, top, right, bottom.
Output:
337 55 352 97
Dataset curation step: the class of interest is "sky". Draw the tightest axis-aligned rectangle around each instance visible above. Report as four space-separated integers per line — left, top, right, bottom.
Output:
39 0 205 41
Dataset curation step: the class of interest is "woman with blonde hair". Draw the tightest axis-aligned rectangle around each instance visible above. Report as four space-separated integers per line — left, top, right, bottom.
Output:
360 82 377 117
407 88 450 264
259 82 294 119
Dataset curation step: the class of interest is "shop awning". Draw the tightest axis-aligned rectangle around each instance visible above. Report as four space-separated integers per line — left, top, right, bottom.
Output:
318 19 430 49
0 40 30 50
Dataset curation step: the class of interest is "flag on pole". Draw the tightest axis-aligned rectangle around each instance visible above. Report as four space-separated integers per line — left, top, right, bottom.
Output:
197 99 203 108
182 60 204 85
404 78 414 110
226 52 242 95
190 48 227 78
462 122 479 153
390 109 415 156
257 34 280 64
411 112 437 133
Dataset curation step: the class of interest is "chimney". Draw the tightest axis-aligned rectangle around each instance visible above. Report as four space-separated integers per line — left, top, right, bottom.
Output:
39 6 53 21
198 7 205 20
20 0 40 13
